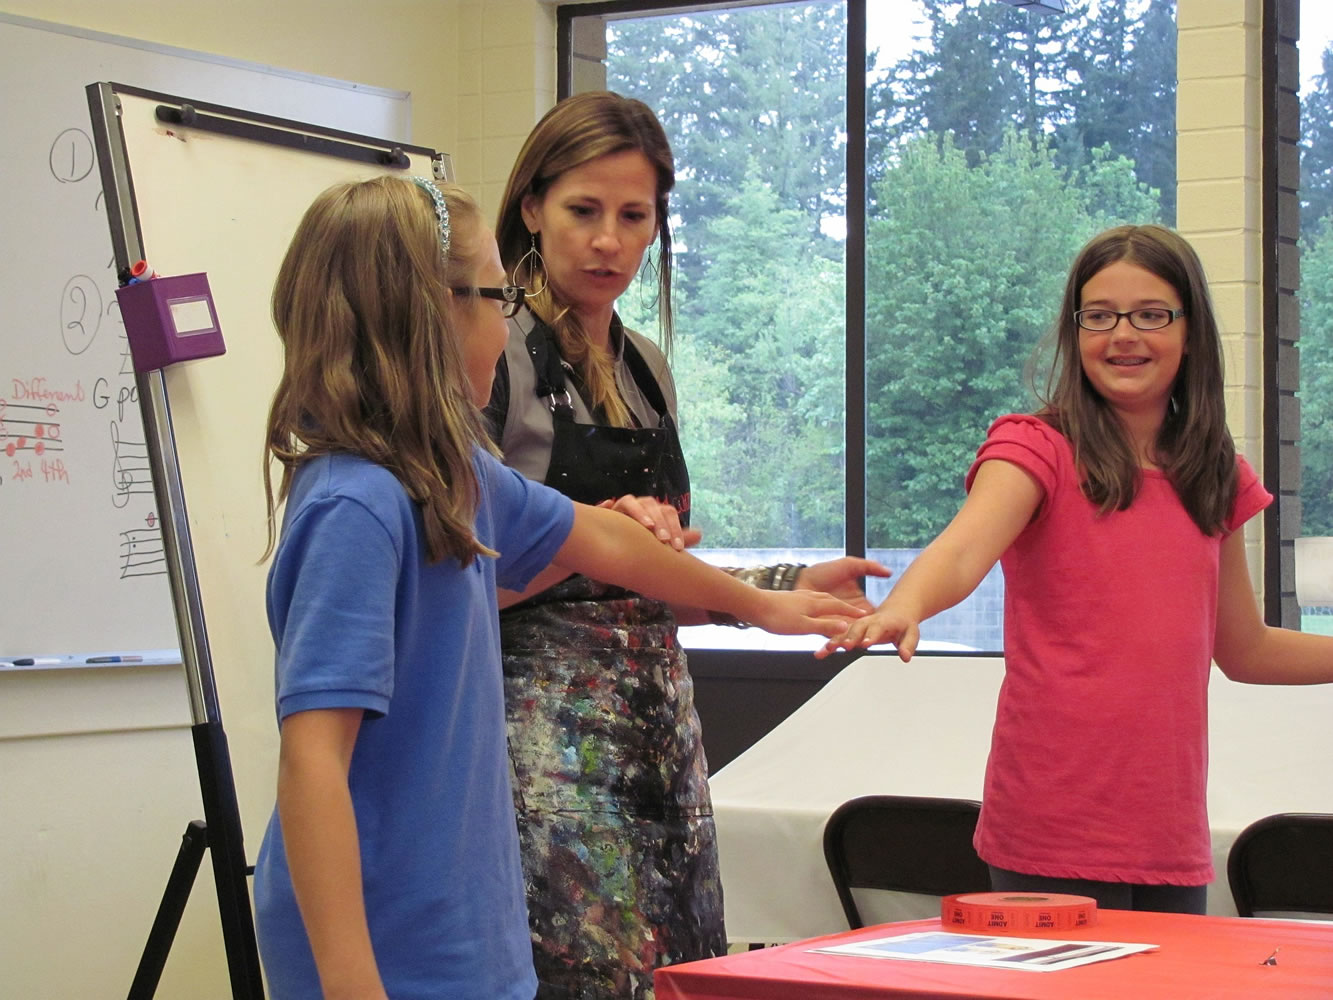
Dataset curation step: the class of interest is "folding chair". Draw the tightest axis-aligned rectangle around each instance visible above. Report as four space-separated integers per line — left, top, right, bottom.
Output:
822 794 990 929
1227 812 1333 918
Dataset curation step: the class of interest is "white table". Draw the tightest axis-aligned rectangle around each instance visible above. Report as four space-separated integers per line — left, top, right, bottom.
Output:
709 655 1333 943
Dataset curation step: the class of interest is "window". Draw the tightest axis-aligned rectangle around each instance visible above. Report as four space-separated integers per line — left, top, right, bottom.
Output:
1296 2 1333 633
562 0 1177 653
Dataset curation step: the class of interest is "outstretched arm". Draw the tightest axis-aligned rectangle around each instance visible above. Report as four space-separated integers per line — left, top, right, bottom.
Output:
277 708 389 1000
498 494 700 610
1213 529 1333 684
549 503 865 636
816 459 1042 659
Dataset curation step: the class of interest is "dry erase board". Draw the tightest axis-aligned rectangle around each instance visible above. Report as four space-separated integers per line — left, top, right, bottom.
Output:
0 13 409 656
92 83 443 846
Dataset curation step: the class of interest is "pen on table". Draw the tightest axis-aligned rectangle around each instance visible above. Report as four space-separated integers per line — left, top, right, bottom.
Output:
86 655 144 664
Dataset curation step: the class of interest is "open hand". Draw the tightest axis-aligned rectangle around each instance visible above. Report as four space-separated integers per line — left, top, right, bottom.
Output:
814 610 920 661
796 557 892 613
598 494 701 551
746 590 868 637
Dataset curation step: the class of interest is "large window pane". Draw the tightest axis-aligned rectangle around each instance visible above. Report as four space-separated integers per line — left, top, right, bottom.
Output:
571 2 849 650
1297 3 1333 632
864 0 1176 650
565 0 1177 654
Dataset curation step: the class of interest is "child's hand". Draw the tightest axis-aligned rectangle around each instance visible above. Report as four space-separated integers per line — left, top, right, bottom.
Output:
814 610 920 661
744 589 868 637
597 494 701 551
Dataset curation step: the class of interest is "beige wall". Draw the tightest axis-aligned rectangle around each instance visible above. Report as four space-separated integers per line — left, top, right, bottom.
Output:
1177 0 1267 591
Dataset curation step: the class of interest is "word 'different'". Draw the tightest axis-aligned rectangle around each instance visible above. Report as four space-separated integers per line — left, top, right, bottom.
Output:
11 377 85 403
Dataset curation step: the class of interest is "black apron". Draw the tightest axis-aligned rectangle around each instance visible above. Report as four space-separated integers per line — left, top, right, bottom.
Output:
524 322 691 524
501 321 724 998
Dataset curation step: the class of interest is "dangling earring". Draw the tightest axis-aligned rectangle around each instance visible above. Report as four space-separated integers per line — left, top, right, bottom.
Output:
638 247 659 310
512 233 548 297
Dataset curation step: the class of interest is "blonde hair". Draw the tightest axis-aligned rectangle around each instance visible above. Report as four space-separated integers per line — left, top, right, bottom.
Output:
263 176 497 564
497 91 676 427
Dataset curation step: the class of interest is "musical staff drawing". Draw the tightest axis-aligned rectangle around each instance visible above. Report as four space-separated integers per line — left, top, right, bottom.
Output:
109 420 153 508
2 401 65 457
118 526 167 579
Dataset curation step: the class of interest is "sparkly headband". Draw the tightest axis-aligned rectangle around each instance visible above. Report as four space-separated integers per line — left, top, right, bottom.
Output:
408 175 451 261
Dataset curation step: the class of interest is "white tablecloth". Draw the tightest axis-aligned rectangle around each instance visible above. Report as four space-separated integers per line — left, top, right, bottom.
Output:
709 655 1333 943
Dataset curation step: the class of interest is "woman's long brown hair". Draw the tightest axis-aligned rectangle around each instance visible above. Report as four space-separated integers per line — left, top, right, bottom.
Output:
263 177 496 565
1037 224 1237 535
496 91 676 427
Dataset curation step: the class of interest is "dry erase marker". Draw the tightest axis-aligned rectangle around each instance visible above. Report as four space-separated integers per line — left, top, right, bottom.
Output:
11 657 67 666
86 655 144 664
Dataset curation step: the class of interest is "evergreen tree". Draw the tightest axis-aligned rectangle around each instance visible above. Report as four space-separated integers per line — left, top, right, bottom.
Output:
672 174 846 548
878 0 1073 167
865 129 1160 546
608 5 847 266
1298 220 1333 534
1301 45 1333 235
1057 0 1177 222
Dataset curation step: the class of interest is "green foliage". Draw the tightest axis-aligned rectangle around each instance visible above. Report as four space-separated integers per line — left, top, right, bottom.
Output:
672 174 847 547
873 0 1176 224
601 1 1170 549
1301 46 1333 235
1298 220 1333 534
866 129 1160 546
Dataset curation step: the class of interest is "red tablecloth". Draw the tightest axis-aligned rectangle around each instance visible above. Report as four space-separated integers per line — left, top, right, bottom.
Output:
654 910 1333 999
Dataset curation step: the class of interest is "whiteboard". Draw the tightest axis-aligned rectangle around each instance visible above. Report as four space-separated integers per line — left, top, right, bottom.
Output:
94 84 442 847
0 13 410 657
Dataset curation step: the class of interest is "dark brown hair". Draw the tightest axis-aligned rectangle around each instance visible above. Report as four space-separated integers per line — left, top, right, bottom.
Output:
263 176 496 564
496 91 675 426
1038 224 1237 534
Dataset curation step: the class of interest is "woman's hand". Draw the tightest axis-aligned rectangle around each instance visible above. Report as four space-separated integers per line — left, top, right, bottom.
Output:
744 589 868 637
814 609 920 661
795 557 892 613
597 494 701 551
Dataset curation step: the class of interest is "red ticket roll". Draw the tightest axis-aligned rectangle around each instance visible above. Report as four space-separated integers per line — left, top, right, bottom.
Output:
941 892 1098 934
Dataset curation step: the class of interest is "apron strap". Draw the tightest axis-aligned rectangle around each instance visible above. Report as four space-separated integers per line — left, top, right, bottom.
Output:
524 324 575 419
621 335 672 426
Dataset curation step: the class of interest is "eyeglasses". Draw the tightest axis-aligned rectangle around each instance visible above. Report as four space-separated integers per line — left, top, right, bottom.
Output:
1075 307 1185 332
452 284 526 318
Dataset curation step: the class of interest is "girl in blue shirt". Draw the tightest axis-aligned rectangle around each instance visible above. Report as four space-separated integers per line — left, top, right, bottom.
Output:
253 175 862 1000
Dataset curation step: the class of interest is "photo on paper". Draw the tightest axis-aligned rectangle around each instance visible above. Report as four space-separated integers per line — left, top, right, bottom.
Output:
811 931 1157 972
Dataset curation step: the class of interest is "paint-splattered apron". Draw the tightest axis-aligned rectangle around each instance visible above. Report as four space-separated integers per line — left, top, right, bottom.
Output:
500 325 724 999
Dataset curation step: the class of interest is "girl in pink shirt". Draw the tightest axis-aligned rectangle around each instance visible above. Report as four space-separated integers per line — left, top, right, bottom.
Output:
822 224 1333 913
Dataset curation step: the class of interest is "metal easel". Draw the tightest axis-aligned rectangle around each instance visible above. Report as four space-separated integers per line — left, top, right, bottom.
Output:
87 82 265 1000
87 81 445 1000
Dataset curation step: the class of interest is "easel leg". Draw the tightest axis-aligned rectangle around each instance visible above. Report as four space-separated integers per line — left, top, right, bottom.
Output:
127 820 208 1000
194 721 265 999
126 721 265 1000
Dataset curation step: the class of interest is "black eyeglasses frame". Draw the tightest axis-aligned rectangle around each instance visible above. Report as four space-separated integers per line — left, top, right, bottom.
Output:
1074 307 1186 332
452 284 526 318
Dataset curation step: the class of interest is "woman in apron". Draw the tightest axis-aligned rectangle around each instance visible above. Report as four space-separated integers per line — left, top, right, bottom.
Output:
486 91 887 999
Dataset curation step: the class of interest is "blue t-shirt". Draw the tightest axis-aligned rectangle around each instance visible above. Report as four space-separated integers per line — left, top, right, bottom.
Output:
253 448 573 1000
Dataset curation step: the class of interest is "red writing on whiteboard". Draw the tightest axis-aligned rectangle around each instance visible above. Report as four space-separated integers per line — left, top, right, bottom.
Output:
41 457 70 484
12 377 85 403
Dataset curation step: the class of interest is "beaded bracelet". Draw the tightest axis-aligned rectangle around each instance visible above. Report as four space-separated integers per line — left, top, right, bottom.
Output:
707 562 809 626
